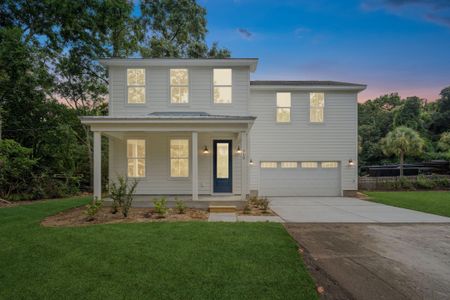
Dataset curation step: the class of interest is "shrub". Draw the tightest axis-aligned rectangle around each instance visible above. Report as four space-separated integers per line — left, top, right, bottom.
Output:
153 197 168 217
175 198 186 214
85 197 103 221
433 176 450 189
243 201 251 214
109 176 138 217
415 175 436 190
398 177 415 190
258 197 270 213
0 139 37 199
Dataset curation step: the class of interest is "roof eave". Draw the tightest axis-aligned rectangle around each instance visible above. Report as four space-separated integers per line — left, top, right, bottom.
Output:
98 58 259 72
250 84 367 92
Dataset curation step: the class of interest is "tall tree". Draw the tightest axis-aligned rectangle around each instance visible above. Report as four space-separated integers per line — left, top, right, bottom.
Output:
139 0 230 58
381 126 425 177
429 87 450 135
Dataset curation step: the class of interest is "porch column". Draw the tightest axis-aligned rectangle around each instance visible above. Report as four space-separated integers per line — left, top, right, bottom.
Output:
241 131 248 200
93 131 102 200
192 131 198 200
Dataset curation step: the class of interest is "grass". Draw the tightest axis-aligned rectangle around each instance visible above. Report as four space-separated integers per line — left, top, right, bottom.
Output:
365 191 450 217
0 197 317 300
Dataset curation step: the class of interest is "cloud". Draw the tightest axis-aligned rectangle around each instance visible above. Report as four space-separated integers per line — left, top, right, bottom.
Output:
237 28 253 39
294 27 311 38
361 0 450 28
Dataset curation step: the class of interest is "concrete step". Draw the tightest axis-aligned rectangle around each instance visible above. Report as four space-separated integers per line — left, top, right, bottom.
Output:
209 205 237 213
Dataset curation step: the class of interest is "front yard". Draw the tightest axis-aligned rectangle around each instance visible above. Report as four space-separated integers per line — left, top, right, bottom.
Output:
365 191 450 217
0 197 317 299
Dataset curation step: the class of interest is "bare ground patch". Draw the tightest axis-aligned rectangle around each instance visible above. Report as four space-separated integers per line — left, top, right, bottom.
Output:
41 206 208 227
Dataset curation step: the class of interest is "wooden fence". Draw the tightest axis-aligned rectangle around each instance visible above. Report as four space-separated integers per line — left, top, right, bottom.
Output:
358 175 450 191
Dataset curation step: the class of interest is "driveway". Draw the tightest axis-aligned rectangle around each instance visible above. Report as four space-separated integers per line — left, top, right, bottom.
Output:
270 197 450 223
286 223 450 300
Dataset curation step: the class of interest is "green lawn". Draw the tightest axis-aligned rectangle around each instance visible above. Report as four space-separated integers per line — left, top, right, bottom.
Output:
366 191 450 217
0 197 317 300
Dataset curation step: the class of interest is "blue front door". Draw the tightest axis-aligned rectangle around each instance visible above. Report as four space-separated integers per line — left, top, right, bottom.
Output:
213 140 233 193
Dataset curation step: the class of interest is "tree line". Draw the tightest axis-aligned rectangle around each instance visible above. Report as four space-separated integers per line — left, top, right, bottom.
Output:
0 0 229 200
359 89 450 174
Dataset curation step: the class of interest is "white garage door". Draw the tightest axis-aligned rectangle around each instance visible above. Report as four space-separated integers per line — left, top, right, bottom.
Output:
259 162 341 196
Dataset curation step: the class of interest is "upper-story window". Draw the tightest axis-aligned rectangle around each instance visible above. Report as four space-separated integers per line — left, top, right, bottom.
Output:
127 69 145 104
170 69 189 104
213 69 232 103
276 92 291 123
310 92 324 123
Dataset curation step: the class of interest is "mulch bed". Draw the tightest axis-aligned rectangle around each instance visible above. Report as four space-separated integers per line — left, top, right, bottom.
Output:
237 204 276 216
41 206 209 227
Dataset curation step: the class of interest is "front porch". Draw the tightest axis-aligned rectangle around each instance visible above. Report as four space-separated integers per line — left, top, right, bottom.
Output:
81 113 255 206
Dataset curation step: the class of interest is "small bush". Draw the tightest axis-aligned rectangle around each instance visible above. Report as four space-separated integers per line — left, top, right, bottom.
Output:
109 176 138 217
415 175 436 189
258 197 270 213
85 197 103 221
434 176 450 189
175 198 186 214
243 201 251 214
153 197 168 217
398 177 415 190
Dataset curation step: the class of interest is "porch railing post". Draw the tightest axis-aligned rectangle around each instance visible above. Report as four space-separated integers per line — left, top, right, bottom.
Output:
192 131 198 200
93 131 102 201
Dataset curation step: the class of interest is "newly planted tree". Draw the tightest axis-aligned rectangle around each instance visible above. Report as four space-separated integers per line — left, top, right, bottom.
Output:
381 126 425 177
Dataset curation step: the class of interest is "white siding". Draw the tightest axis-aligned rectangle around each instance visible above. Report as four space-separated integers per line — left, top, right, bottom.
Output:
109 132 242 195
248 90 358 194
109 66 250 116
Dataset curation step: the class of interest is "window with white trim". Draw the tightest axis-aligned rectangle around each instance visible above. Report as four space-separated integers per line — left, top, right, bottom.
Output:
170 69 189 104
321 162 338 168
301 162 318 168
213 69 232 103
170 139 189 177
127 69 145 104
310 92 324 122
127 139 145 177
276 92 291 123
261 162 277 168
281 162 298 168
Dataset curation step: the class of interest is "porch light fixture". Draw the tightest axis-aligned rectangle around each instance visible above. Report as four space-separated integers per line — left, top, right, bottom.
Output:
249 159 254 165
236 146 242 154
202 146 209 154
348 159 354 167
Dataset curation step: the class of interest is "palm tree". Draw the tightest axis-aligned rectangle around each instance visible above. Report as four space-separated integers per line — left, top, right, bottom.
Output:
381 126 425 177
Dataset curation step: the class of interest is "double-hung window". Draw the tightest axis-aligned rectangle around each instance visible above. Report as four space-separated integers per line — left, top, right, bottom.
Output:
170 139 189 177
127 69 145 104
127 139 145 177
170 69 189 104
276 92 291 123
310 92 324 122
213 69 232 103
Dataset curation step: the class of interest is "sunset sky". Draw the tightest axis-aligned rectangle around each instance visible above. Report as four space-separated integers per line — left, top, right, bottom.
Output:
200 0 450 102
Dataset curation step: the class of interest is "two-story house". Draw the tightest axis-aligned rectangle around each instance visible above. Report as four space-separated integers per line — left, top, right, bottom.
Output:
81 58 366 205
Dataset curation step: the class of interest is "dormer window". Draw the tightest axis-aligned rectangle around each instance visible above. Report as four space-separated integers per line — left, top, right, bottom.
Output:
170 69 189 104
127 69 145 104
213 69 232 103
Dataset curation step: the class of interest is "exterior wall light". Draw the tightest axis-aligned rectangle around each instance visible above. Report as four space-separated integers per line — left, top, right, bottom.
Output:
348 159 354 167
249 159 254 165
236 146 242 154
202 146 209 154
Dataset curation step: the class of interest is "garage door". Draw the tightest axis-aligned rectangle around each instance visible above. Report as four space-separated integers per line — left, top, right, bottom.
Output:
259 161 341 196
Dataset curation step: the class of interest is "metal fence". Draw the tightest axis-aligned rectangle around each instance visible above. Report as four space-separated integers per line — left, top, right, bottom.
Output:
358 175 450 191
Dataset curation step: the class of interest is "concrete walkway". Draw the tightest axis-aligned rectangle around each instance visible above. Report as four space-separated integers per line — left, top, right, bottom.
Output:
208 213 284 222
270 197 450 223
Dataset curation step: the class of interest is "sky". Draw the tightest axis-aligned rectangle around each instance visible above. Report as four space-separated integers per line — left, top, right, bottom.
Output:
200 0 450 102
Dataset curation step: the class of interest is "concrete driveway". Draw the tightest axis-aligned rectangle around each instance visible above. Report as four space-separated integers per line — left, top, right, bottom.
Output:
270 197 450 223
286 223 450 300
